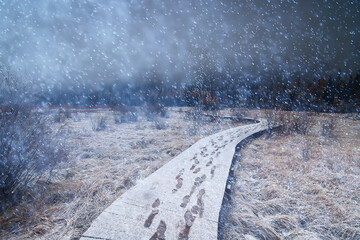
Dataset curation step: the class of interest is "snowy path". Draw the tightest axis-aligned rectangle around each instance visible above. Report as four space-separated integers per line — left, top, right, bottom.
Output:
81 119 268 240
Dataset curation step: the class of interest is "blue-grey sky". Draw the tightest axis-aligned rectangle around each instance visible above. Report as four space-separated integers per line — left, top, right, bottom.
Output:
0 0 359 89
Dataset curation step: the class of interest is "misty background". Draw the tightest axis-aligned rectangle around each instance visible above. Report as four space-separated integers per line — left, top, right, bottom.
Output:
0 0 359 107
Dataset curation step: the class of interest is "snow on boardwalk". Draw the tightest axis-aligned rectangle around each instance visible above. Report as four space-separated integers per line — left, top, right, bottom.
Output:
81 119 268 240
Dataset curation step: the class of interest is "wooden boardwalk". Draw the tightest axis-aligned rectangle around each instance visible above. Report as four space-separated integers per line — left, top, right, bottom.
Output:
81 119 268 240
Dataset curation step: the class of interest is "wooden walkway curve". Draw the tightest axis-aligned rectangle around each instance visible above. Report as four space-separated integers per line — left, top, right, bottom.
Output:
81 119 268 240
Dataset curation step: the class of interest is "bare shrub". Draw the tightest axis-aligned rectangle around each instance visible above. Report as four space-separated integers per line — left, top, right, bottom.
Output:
0 67 67 212
322 117 337 138
111 106 138 124
91 116 107 131
0 105 67 212
264 109 279 130
144 104 167 121
264 110 314 134
277 111 314 135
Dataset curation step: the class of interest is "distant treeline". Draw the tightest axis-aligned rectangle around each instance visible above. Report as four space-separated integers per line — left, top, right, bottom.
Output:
42 71 360 113
1 66 360 113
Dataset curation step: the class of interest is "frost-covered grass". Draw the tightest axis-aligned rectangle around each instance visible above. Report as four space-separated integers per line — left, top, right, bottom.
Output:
3 108 356 239
220 112 360 239
0 106 243 239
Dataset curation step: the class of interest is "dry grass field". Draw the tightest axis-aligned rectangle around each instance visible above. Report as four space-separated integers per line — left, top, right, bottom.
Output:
219 113 360 240
0 107 244 239
1 108 359 240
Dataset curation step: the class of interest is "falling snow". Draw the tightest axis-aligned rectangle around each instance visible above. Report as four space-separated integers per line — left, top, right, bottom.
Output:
0 1 359 239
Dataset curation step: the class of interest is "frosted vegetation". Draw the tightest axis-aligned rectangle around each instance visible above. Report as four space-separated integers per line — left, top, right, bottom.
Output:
0 1 359 239
219 112 360 239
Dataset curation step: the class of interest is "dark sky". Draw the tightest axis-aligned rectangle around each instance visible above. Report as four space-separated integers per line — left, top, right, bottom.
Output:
0 0 359 89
